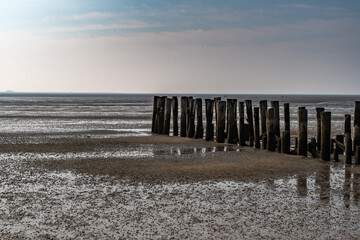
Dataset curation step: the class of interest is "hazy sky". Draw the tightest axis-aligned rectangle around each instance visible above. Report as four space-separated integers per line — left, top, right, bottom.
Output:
1 0 359 94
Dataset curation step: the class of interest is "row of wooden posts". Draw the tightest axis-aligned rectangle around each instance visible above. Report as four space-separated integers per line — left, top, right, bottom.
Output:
152 96 360 164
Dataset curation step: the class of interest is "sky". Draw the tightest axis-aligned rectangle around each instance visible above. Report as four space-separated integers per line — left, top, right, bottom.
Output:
0 0 359 94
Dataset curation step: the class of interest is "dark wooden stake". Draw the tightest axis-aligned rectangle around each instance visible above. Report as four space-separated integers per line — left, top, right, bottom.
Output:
163 98 172 135
172 96 178 136
353 125 360 155
187 98 195 138
356 146 360 165
180 97 188 137
271 101 280 138
254 107 260 148
195 98 204 139
152 96 159 133
267 108 276 152
245 100 254 147
281 131 290 154
316 107 325 151
355 101 360 127
345 114 351 136
284 103 290 132
259 100 268 148
216 101 226 143
155 96 165 134
345 132 352 164
320 111 331 161
226 99 238 144
205 99 214 141
297 108 308 157
238 102 246 146
214 97 221 139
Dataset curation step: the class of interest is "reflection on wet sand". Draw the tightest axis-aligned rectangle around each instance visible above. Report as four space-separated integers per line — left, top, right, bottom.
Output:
344 166 351 207
153 145 240 157
297 175 307 197
354 173 360 204
315 164 330 203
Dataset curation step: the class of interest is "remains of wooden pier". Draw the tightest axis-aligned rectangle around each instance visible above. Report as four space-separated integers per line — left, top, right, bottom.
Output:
152 96 360 165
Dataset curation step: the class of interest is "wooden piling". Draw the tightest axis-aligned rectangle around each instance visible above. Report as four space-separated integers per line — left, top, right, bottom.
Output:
297 108 308 157
226 99 238 144
335 134 344 154
345 114 351 136
214 97 221 139
267 108 276 152
152 96 159 133
284 103 290 132
308 138 318 158
238 102 246 146
180 97 188 137
216 101 226 143
205 99 214 141
187 98 195 138
259 100 268 147
354 125 360 155
245 100 254 147
320 112 331 161
163 98 172 135
281 131 290 154
270 101 280 138
345 132 352 164
195 98 204 139
254 107 260 148
316 107 325 151
356 146 360 165
155 96 165 134
355 101 360 127
172 97 178 136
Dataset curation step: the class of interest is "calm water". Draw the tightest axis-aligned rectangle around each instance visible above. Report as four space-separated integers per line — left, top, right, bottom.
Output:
0 93 359 143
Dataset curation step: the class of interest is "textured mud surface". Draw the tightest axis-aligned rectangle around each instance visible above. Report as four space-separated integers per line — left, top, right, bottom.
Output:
1 136 360 239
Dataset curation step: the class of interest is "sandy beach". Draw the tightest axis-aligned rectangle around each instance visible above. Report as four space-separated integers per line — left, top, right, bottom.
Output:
1 134 360 239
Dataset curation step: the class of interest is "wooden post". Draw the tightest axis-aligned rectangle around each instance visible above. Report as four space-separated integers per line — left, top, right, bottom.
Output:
267 108 276 151
281 131 290 154
152 96 159 133
335 134 344 154
345 114 351 136
259 100 268 148
355 101 360 127
238 102 246 146
320 111 331 161
205 99 214 141
334 147 339 162
354 125 360 155
316 108 325 151
187 98 195 138
216 101 226 143
345 132 352 164
172 96 178 136
297 108 308 156
356 146 360 165
163 98 172 135
271 101 280 138
330 139 335 154
214 97 221 139
245 100 254 147
284 103 290 132
226 99 238 144
254 107 260 148
195 98 204 139
180 97 188 137
155 96 165 134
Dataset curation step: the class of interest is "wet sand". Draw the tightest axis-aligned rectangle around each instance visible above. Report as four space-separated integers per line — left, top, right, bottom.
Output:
1 135 360 239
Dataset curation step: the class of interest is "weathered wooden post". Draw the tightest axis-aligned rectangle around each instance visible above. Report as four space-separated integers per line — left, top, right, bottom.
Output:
355 101 360 127
297 108 308 156
226 99 238 144
187 98 195 138
335 134 344 154
316 108 325 151
195 98 204 139
214 97 221 139
155 96 165 134
345 114 351 136
172 97 178 136
267 108 276 151
254 107 260 148
238 102 246 146
284 103 290 132
180 97 188 137
259 100 268 149
216 101 226 143
356 146 360 165
271 101 280 138
354 125 360 155
205 99 214 141
353 100 360 157
320 111 331 161
245 100 254 147
163 98 172 135
281 131 290 154
152 96 159 133
345 132 352 164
